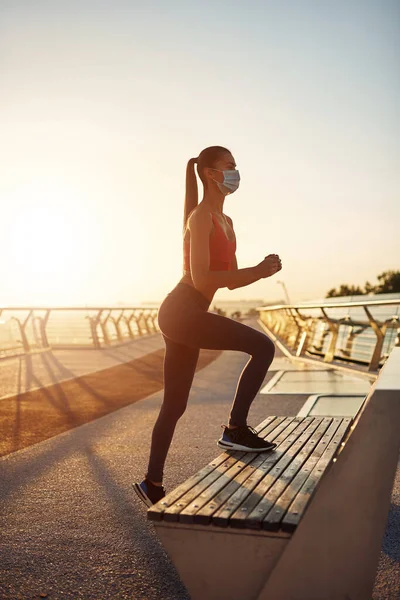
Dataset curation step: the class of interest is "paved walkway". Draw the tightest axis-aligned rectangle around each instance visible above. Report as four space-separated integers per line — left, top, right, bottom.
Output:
0 334 165 401
0 319 398 599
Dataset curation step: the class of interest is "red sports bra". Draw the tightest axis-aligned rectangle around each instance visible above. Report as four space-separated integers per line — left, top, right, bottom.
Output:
183 212 236 272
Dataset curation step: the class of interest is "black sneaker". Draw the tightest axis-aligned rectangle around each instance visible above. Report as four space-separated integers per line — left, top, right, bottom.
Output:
217 424 277 452
132 478 166 507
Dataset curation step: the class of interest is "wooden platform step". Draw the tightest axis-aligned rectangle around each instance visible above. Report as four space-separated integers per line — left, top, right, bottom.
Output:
147 415 352 532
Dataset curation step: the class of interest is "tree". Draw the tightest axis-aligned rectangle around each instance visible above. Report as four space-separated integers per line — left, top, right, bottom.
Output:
212 306 226 316
325 270 400 297
375 270 400 293
364 280 376 294
326 284 364 298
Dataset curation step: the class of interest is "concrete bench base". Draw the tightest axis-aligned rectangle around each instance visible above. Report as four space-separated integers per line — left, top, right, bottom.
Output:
154 521 289 600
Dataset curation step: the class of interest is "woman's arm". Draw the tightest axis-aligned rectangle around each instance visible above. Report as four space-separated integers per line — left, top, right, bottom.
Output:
189 210 262 291
227 255 241 289
225 215 240 289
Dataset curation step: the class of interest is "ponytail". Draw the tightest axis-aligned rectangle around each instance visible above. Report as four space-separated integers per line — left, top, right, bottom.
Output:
182 146 231 234
183 157 198 233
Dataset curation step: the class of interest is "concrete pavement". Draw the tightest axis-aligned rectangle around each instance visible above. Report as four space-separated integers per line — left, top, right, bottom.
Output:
0 334 166 401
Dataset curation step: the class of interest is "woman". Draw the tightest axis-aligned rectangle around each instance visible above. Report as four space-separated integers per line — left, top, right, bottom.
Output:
133 145 282 507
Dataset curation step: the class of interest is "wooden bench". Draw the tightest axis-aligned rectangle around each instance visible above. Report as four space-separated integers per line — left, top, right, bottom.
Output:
147 347 400 600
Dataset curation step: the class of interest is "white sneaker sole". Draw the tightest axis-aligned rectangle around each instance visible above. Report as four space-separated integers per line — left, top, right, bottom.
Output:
217 439 277 452
132 482 153 508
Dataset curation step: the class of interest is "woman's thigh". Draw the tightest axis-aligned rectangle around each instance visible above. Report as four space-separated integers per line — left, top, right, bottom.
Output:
160 298 274 357
162 334 200 403
185 311 274 355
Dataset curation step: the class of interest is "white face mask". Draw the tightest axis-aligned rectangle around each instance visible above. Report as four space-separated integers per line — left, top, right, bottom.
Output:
210 169 240 195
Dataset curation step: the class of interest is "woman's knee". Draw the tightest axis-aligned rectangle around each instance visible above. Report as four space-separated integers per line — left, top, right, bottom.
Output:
253 333 275 362
159 399 188 423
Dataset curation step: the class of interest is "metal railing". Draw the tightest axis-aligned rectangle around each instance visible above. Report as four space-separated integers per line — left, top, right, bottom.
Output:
0 306 160 358
256 299 400 372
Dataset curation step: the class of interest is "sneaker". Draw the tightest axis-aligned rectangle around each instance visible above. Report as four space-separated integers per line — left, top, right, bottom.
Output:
132 478 166 507
217 424 277 452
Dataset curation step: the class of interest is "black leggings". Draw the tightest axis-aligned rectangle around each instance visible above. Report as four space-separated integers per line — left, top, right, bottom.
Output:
145 282 275 482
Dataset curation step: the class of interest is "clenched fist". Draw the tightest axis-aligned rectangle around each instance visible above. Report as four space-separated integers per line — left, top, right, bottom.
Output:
255 254 282 278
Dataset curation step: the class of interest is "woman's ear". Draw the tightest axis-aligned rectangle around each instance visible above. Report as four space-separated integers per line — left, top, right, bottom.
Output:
206 167 223 183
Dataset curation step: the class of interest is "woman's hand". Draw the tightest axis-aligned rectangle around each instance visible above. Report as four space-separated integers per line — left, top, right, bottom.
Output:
255 254 282 278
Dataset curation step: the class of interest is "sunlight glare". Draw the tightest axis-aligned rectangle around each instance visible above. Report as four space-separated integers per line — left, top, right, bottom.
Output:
9 182 93 305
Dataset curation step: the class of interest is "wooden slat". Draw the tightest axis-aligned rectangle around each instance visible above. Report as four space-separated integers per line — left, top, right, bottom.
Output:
211 417 313 528
281 417 352 532
263 417 344 531
245 417 333 530
147 450 228 521
230 417 324 529
179 417 287 524
148 416 279 522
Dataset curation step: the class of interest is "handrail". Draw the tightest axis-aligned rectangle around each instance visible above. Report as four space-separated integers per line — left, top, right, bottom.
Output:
0 306 160 357
257 299 400 311
256 298 400 372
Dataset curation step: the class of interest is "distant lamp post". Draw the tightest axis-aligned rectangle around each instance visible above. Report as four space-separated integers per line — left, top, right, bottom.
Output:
277 280 291 305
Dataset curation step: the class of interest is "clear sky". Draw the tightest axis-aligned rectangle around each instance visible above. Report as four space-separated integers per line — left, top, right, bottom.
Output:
1 0 399 306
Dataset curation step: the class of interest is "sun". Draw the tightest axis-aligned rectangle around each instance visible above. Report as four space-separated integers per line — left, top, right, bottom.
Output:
8 181 93 306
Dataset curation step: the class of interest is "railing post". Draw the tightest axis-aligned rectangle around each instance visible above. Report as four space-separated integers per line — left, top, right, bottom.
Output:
11 310 33 353
274 310 283 336
134 310 145 336
150 310 159 332
293 309 313 356
290 309 303 349
284 308 299 348
100 310 112 345
111 310 125 342
320 308 339 363
36 309 51 348
395 317 400 347
363 306 385 371
86 310 103 349
339 323 367 358
124 312 136 339
143 310 153 334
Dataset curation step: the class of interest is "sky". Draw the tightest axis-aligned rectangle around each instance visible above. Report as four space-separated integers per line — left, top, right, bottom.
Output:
1 0 399 307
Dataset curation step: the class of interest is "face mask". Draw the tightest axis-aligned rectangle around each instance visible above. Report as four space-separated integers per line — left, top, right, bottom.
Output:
210 169 240 195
